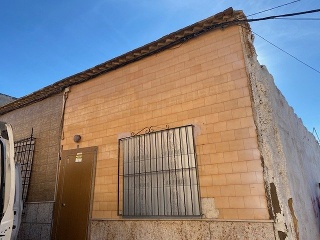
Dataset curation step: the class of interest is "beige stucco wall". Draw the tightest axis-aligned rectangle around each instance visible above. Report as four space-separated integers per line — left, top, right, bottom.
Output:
242 26 320 240
62 25 270 223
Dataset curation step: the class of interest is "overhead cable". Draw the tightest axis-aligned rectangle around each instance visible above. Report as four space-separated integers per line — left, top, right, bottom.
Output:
251 30 320 74
272 17 320 20
313 128 320 143
240 9 320 22
247 0 301 17
226 9 320 75
238 25 320 75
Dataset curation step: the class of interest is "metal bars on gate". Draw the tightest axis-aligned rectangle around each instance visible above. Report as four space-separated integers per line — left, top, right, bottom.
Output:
118 125 201 217
14 135 35 203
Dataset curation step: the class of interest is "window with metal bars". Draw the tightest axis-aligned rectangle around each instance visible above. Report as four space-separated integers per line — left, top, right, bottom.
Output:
14 135 35 204
118 125 201 217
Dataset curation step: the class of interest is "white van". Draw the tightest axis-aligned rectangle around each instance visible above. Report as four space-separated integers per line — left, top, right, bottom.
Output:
0 122 23 240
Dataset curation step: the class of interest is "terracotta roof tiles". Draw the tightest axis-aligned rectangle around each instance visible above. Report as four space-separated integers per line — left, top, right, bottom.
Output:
0 7 245 115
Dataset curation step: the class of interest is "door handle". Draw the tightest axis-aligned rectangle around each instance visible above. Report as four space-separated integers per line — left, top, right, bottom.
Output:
62 203 66 207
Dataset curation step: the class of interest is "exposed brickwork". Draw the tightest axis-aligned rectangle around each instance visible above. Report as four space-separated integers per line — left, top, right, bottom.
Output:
62 25 269 220
0 93 63 202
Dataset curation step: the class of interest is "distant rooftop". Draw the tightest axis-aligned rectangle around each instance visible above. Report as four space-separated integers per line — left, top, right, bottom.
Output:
0 94 17 107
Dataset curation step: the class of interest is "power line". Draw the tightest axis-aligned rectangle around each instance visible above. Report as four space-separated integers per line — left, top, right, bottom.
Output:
241 9 320 22
251 30 320 74
247 0 301 17
217 8 320 75
230 8 320 75
273 17 320 20
313 128 320 143
238 25 320 75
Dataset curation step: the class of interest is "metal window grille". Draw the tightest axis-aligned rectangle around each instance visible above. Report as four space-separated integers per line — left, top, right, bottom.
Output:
14 135 35 203
118 125 201 217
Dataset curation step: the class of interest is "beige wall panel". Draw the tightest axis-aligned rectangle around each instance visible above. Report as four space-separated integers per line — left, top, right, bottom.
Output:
62 26 269 221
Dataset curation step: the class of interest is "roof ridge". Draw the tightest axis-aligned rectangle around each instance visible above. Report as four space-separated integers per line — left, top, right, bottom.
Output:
0 93 17 99
0 8 246 115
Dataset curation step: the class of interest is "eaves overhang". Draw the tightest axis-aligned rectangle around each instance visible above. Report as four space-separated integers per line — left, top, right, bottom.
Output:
0 7 246 115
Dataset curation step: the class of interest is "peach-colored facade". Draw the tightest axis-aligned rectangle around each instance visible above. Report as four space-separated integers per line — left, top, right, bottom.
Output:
62 25 269 221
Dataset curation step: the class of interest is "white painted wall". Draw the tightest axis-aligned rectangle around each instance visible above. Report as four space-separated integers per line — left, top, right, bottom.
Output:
241 26 320 240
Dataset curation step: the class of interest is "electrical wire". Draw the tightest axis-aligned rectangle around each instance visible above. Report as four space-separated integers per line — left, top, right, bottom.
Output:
229 8 320 75
313 128 320 143
247 0 301 17
272 17 320 20
252 30 320 74
239 9 320 22
239 25 320 75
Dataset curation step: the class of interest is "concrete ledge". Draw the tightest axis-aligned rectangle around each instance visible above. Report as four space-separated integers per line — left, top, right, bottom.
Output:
91 220 275 240
91 218 274 223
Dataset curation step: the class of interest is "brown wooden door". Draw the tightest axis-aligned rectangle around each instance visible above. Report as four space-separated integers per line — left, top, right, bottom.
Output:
52 147 97 240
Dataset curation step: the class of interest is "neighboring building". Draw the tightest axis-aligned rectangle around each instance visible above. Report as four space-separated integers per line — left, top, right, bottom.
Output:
0 93 16 107
0 94 64 239
0 8 319 240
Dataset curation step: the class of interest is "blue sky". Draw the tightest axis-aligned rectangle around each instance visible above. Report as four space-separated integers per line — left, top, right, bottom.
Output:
0 0 319 135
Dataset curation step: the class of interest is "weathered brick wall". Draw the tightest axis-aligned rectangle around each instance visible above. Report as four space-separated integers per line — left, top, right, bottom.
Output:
0 93 63 202
0 94 63 240
62 25 269 221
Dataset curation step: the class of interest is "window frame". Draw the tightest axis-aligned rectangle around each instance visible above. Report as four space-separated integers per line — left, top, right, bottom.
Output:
117 125 201 218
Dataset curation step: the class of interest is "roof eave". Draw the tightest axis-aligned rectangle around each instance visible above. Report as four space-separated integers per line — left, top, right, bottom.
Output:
0 8 246 115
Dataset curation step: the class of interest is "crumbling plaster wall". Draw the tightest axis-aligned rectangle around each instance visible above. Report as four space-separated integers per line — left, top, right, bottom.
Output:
240 26 320 240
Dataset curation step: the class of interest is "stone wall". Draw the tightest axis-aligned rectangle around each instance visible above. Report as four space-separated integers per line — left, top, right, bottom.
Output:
241 26 320 240
18 202 54 239
90 220 275 240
